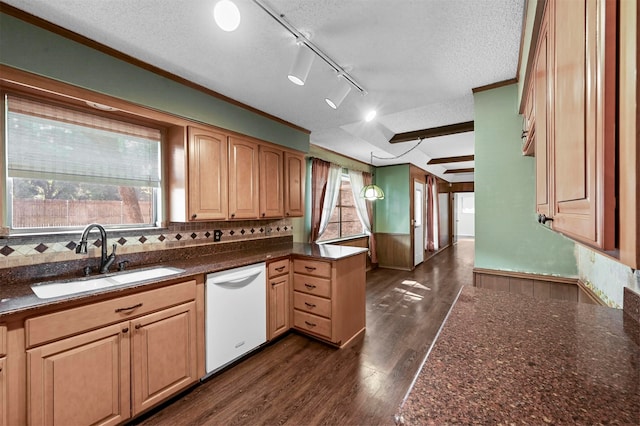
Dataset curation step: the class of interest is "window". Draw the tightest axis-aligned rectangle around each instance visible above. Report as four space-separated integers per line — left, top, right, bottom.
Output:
4 94 162 233
318 175 365 241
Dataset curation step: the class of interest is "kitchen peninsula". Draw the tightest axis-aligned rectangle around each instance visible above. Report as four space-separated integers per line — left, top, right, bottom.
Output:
397 286 640 424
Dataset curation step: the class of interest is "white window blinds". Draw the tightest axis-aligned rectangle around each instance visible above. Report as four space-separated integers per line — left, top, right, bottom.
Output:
6 95 161 187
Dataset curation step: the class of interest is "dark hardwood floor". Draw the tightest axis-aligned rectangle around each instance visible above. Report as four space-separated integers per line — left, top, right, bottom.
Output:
133 240 474 426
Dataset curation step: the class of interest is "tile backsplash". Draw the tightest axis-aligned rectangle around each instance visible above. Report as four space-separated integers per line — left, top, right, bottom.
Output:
0 219 292 270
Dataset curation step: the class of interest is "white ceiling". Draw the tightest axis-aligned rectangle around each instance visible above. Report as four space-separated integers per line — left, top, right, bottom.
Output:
4 0 525 182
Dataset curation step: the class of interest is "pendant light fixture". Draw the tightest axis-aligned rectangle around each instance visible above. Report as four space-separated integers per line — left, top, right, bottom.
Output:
325 74 352 109
361 152 385 201
288 41 315 86
213 0 241 32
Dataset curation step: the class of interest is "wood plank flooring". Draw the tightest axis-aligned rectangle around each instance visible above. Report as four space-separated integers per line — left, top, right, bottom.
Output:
132 240 474 426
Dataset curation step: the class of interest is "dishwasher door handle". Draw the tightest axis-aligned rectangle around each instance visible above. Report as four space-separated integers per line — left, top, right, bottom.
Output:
208 266 264 285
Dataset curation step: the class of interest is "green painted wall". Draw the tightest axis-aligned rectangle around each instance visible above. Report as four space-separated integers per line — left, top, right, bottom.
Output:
0 13 309 152
474 84 576 276
374 164 410 234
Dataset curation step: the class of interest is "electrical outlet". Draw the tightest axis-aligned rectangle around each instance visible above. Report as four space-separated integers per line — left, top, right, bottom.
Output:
213 230 222 242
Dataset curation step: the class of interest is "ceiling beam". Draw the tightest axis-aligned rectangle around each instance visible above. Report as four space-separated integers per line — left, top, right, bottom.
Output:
427 155 475 165
389 121 474 144
444 168 475 174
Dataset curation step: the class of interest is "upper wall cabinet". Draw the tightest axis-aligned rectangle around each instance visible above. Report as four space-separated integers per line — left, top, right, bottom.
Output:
283 152 305 217
259 145 284 218
228 136 260 219
532 0 616 251
169 126 305 222
168 126 229 222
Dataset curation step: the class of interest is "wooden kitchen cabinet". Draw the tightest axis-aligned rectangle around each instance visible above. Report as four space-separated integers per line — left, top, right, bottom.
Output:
291 253 366 347
27 322 130 426
25 280 198 425
0 323 6 426
266 259 290 340
259 145 284 218
284 152 305 217
165 125 230 222
550 0 616 249
534 3 552 219
131 301 197 415
228 136 260 219
528 0 616 250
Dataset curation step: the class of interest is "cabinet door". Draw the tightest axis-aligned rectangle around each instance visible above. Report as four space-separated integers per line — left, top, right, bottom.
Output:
535 4 551 218
131 301 197 416
551 0 615 249
188 126 228 221
27 322 130 426
0 357 5 426
259 145 284 218
229 136 259 219
268 274 290 340
284 152 305 217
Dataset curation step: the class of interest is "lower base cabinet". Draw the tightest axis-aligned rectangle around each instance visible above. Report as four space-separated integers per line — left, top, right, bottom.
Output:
25 282 198 426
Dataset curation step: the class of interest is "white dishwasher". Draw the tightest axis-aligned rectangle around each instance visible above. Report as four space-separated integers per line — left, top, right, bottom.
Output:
205 262 266 376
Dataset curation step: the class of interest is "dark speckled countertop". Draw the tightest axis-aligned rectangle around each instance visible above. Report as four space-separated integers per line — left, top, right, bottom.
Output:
397 285 640 425
0 242 367 318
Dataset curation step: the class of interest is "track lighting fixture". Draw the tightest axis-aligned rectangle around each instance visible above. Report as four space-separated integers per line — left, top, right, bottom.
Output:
288 42 315 86
325 74 352 109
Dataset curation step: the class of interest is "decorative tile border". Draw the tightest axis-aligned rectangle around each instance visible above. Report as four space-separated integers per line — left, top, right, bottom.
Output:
0 219 292 269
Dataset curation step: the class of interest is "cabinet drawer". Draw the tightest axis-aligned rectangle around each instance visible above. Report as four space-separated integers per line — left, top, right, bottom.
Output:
293 258 331 278
293 274 331 298
293 310 331 340
268 259 290 277
293 292 331 318
26 280 196 348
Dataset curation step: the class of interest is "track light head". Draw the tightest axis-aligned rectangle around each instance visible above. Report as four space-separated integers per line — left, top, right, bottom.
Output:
325 75 352 109
288 42 315 86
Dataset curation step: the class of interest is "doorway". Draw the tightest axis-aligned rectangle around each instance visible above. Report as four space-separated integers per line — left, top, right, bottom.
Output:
454 192 475 241
414 180 425 266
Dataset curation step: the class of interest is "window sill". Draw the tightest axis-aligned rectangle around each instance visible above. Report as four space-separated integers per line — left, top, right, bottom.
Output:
317 234 369 245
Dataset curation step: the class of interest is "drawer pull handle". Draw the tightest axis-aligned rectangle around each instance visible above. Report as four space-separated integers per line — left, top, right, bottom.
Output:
304 302 316 308
305 266 317 271
304 320 317 327
275 266 286 272
115 303 143 313
304 283 316 289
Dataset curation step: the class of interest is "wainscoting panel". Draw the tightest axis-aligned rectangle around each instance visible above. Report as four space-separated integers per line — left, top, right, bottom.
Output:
375 233 412 271
473 268 605 305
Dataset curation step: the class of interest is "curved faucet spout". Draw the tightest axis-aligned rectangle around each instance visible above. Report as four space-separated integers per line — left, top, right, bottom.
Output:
76 223 115 274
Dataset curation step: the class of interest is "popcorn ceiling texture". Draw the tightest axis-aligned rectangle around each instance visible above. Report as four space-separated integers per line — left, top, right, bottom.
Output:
0 219 292 270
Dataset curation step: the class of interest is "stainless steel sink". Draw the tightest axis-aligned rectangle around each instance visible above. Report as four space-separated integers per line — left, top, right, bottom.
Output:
31 266 185 299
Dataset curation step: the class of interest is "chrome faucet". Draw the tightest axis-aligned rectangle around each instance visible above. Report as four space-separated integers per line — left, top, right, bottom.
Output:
76 223 117 274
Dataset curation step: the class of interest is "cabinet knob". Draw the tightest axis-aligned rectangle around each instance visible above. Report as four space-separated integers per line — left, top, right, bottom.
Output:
261 212 266 217
122 327 129 333
135 324 142 330
538 214 554 224
286 212 290 216
231 213 236 218
191 214 197 220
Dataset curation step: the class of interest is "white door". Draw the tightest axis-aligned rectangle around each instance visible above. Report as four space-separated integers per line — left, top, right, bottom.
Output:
414 180 425 266
454 193 475 239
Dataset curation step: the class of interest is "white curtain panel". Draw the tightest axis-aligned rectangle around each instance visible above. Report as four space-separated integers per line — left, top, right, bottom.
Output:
317 163 343 240
348 170 372 235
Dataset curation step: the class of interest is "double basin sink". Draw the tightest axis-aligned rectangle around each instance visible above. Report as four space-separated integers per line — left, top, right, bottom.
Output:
31 266 185 299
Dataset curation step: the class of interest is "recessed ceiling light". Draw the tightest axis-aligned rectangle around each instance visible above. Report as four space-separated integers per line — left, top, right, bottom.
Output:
213 0 241 32
365 110 377 122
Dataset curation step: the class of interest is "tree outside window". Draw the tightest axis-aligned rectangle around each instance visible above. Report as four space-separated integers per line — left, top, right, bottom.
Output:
318 175 365 241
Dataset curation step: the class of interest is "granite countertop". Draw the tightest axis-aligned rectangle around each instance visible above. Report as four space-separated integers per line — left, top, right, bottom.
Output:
0 242 367 318
397 285 640 425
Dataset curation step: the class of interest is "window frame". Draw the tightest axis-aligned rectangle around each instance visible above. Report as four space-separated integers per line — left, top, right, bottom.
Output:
317 173 367 243
1 88 167 236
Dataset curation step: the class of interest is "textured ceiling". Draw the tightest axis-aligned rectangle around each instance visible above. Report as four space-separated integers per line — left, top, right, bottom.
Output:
3 0 525 182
